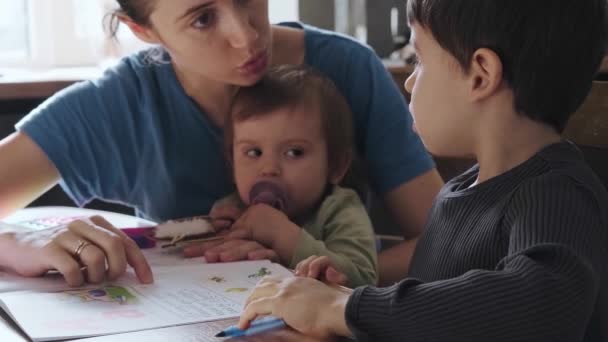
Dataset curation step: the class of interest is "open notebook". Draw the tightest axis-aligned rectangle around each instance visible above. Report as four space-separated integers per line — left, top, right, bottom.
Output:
0 207 293 342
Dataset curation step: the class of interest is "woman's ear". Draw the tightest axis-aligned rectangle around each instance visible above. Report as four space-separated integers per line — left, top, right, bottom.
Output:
120 16 161 45
329 155 353 185
468 48 504 102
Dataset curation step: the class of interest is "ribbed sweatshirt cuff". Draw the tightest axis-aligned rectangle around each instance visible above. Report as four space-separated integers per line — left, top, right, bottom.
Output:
345 279 424 340
345 286 372 341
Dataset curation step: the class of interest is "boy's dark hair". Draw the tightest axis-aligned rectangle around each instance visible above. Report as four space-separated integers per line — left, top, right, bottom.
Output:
225 65 354 177
407 0 608 132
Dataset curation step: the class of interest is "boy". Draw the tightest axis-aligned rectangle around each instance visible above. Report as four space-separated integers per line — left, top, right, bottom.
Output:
238 1 608 341
212 65 378 288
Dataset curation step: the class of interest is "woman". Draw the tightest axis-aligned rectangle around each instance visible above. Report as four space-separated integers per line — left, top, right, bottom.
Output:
0 0 442 287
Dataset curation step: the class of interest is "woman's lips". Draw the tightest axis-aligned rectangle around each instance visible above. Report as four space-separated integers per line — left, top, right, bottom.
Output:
238 50 268 76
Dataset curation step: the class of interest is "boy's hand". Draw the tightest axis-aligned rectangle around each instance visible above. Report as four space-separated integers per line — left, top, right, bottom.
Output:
227 204 301 264
239 276 353 338
295 255 349 286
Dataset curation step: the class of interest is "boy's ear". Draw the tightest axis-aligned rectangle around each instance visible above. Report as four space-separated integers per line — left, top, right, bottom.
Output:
120 16 162 45
468 48 504 101
329 155 352 185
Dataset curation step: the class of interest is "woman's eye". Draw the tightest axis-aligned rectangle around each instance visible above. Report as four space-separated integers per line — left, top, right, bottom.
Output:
246 148 262 158
285 148 304 158
192 11 216 29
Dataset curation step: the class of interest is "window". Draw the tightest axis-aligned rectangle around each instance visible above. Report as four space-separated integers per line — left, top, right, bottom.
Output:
269 0 299 24
0 0 29 64
1 0 299 68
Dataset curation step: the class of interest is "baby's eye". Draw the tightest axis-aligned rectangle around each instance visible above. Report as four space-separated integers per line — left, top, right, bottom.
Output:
246 148 262 158
285 148 304 158
192 10 216 30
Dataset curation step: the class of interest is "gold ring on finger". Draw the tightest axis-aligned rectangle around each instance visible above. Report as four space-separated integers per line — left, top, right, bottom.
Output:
73 240 91 260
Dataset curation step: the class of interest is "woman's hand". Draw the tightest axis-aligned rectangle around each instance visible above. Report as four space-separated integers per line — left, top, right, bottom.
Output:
295 255 348 286
0 216 153 287
239 276 353 338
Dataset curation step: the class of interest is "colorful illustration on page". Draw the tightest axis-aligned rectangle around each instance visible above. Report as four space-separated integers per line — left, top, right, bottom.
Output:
65 286 137 305
248 267 272 279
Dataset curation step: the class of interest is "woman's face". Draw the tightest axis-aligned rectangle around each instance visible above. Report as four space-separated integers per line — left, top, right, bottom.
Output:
145 0 272 86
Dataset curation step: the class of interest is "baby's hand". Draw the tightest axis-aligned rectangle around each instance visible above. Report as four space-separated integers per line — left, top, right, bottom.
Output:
295 255 348 286
208 199 243 231
226 204 292 246
226 204 301 264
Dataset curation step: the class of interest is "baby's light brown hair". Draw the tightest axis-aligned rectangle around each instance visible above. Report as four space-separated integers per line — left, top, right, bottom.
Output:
225 65 355 178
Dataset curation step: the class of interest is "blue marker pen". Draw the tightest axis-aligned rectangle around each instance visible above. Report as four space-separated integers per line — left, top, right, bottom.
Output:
215 317 287 338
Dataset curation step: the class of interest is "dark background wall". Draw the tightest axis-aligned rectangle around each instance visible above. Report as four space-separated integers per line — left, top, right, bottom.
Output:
298 0 335 31
300 0 409 57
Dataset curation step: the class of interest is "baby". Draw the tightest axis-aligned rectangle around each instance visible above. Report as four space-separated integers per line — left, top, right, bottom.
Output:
217 65 377 287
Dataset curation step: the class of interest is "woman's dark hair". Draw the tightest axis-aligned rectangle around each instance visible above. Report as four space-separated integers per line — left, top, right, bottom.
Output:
105 0 156 39
407 0 608 133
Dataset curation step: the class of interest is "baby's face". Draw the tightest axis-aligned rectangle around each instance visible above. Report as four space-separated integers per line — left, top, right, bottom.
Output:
232 106 330 219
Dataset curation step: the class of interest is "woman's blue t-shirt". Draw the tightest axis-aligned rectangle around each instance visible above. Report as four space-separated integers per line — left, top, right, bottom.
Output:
17 23 434 222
